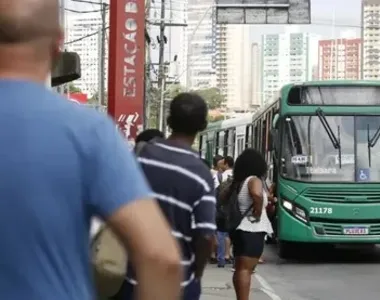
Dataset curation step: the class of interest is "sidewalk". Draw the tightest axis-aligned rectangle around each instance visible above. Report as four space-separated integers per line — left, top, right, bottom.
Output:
201 265 272 300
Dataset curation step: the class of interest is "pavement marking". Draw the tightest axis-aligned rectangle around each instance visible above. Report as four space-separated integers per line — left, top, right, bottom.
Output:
255 273 282 300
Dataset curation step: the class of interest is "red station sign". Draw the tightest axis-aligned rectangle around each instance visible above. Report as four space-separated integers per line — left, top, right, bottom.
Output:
108 0 145 146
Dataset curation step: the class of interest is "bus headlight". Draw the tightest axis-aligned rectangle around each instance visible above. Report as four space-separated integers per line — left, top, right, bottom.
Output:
282 199 308 223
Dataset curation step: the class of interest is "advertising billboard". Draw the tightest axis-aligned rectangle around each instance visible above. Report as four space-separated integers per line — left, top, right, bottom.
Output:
108 0 145 146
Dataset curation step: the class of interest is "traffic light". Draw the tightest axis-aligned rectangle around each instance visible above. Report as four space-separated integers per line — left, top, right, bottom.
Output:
51 51 81 87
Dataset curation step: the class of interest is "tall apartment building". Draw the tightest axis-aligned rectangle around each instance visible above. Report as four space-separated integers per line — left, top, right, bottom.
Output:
185 0 217 89
362 0 380 79
215 25 252 111
318 38 361 80
66 13 108 96
251 43 261 110
261 31 318 106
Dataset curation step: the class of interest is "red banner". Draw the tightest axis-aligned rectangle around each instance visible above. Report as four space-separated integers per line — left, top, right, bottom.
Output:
108 0 145 146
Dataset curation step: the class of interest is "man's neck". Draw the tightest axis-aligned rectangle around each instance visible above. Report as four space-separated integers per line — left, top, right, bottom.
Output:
0 47 50 84
167 133 195 147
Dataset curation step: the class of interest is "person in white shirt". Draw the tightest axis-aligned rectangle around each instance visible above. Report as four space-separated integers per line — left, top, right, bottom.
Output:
229 149 273 300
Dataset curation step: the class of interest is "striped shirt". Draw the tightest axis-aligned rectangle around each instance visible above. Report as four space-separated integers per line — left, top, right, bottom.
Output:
126 139 216 287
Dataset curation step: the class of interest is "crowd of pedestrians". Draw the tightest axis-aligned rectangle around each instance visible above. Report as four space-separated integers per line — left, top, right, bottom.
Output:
0 1 276 300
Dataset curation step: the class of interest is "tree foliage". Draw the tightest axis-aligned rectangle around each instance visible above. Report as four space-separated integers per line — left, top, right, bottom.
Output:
67 83 81 93
191 87 225 110
147 85 226 128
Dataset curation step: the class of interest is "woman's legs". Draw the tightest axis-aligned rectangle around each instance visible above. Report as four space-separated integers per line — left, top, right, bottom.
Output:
231 231 266 300
233 256 259 300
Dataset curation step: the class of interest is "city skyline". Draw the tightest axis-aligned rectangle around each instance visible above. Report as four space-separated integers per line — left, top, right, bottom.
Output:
64 0 369 111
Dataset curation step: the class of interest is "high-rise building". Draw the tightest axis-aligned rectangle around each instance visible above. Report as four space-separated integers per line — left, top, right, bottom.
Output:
185 0 217 90
215 25 252 111
261 31 318 106
362 0 380 80
250 43 261 110
66 13 108 96
318 38 361 80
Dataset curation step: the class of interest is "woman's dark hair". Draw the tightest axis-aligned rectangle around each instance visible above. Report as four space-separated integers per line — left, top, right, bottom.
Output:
233 148 267 184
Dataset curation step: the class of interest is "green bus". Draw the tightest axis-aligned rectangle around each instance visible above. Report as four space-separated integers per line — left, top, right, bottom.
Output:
198 80 380 258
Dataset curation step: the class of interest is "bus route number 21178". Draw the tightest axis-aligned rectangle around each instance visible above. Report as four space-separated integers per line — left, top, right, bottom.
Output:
310 207 333 214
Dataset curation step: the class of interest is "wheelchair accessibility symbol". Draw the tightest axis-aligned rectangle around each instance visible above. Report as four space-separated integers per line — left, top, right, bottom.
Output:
357 168 370 182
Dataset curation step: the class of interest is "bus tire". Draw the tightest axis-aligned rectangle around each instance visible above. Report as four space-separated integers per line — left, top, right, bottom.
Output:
278 241 295 259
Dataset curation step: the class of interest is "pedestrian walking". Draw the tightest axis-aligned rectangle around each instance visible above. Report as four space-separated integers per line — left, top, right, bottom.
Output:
116 93 217 300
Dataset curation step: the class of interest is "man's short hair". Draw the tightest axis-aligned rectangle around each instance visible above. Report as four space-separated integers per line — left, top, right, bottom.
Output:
224 156 234 168
135 129 164 144
213 155 223 167
167 93 208 136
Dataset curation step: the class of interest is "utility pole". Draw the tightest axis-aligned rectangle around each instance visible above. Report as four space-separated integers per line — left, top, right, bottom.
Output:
99 1 107 106
156 0 166 131
144 0 152 129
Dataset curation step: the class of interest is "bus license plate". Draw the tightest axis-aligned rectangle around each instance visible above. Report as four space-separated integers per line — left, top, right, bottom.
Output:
343 226 369 235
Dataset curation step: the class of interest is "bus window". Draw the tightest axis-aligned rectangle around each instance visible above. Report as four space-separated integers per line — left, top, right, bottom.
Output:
227 129 236 156
237 137 244 155
261 119 267 155
217 131 225 155
245 125 253 148
254 123 259 150
199 134 207 158
223 130 229 156
215 132 220 155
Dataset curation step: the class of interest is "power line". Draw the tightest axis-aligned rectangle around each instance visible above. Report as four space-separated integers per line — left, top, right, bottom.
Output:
64 7 108 13
64 26 109 45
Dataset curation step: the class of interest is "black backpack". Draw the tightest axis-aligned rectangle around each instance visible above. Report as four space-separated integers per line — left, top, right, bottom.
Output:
216 178 253 233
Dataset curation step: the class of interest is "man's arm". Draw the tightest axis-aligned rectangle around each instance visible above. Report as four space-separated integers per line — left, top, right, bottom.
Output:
192 174 216 279
87 118 181 300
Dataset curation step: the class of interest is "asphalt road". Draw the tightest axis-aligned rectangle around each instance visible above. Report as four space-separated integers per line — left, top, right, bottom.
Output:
202 244 380 300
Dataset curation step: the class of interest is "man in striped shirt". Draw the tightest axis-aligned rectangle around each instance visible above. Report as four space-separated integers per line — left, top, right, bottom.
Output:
117 93 216 300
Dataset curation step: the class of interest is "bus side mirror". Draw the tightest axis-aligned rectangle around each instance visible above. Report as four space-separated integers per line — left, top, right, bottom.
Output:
51 52 81 87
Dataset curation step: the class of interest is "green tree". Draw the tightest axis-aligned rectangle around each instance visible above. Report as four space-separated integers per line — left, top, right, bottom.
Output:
208 114 224 122
67 83 81 93
192 87 225 110
147 84 185 128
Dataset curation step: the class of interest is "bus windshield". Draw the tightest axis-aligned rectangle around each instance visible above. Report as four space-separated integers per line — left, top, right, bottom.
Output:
281 115 380 182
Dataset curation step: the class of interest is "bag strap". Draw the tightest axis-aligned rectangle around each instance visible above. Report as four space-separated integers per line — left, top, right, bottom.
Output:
241 203 254 218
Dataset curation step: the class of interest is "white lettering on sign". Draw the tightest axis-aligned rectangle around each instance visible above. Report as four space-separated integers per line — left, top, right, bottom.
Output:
291 155 311 164
122 1 138 98
306 167 337 174
310 207 333 215
118 112 139 139
335 154 355 165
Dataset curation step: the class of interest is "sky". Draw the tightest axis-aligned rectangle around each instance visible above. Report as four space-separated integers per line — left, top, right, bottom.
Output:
64 0 364 80
65 0 363 39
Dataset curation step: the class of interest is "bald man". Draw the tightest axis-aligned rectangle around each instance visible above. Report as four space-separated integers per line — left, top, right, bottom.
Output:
0 1 181 300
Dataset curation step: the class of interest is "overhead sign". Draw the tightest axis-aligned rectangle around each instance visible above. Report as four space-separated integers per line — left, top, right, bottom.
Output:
215 0 311 24
108 0 145 143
